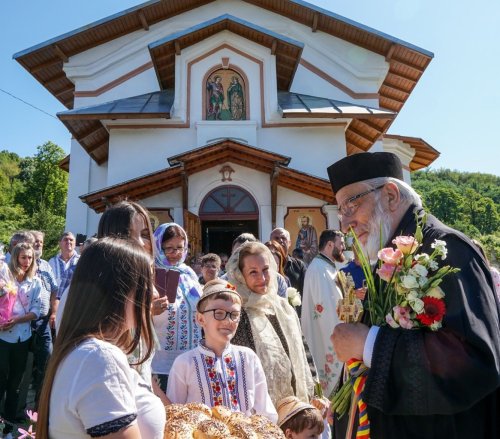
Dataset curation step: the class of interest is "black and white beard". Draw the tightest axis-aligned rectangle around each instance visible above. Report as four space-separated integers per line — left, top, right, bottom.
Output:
360 203 394 262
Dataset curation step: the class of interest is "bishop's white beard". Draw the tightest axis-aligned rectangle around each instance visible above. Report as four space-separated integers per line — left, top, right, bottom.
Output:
360 202 394 263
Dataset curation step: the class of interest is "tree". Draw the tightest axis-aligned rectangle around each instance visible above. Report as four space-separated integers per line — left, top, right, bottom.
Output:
15 141 68 217
421 187 464 225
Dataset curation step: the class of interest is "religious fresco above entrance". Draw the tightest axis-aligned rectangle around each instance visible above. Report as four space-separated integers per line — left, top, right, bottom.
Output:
206 69 246 121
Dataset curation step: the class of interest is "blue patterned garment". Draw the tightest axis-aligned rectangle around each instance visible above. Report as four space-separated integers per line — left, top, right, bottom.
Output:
151 223 202 375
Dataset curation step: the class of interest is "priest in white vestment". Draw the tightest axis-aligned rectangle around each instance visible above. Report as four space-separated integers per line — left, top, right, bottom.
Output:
301 230 345 397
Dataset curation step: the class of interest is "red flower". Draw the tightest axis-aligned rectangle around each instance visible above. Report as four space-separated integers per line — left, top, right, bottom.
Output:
226 283 237 291
224 356 232 363
416 296 446 326
315 304 324 314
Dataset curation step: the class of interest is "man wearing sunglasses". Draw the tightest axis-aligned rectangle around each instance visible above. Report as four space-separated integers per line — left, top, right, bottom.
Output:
327 152 499 439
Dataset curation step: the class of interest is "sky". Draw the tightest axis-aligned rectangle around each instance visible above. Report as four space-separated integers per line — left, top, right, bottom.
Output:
1 0 499 176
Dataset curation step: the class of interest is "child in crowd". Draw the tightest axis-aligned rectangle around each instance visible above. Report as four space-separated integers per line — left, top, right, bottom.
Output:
277 396 324 439
167 278 277 422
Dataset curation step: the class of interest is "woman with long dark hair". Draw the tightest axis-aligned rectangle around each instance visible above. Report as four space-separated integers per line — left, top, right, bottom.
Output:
37 238 164 439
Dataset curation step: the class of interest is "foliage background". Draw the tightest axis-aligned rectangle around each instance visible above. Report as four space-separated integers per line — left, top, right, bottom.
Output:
0 142 498 264
1 142 67 259
412 169 499 266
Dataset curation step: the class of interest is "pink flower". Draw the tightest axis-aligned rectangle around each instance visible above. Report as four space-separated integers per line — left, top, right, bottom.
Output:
399 316 414 329
392 236 419 255
377 247 403 265
324 363 332 374
18 424 35 439
385 313 399 328
393 305 411 320
26 409 38 423
377 263 399 282
326 354 334 364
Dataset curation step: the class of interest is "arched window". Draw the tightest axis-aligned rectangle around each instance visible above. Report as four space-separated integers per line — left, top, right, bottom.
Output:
205 69 246 120
199 185 258 220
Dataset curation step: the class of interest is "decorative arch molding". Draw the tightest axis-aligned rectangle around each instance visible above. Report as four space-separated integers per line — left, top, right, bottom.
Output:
199 185 259 221
202 63 250 121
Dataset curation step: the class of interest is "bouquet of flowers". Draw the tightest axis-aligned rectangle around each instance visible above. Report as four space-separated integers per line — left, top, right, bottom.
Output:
0 259 18 325
331 214 459 433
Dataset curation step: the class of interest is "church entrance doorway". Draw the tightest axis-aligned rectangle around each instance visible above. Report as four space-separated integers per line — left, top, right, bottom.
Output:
199 185 259 255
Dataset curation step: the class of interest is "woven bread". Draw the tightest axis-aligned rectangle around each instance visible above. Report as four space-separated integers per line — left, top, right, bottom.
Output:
193 419 231 439
185 402 213 418
211 405 233 422
164 419 195 439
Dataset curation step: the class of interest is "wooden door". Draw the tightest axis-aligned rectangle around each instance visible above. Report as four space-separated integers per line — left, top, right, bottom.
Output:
183 209 202 256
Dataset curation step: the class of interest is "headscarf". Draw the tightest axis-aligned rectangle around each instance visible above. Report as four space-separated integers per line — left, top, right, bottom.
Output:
153 222 200 301
226 241 314 404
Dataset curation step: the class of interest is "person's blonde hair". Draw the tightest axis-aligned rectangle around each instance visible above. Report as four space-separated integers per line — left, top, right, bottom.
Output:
8 242 36 279
36 238 155 439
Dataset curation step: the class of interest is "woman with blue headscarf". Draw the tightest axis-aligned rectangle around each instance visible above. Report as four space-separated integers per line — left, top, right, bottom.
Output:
151 223 202 392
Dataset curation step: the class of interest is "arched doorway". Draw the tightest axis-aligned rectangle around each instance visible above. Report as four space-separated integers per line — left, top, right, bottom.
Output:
199 185 259 255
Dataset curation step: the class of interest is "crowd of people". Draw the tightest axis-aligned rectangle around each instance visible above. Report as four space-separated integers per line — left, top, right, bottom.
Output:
0 152 498 439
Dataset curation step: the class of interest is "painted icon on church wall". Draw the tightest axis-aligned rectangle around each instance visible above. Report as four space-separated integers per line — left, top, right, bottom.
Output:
206 69 246 120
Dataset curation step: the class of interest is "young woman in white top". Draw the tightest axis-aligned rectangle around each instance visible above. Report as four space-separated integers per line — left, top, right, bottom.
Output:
0 242 41 436
36 238 165 439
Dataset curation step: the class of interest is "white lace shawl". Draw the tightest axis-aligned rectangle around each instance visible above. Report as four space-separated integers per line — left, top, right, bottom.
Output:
226 242 314 404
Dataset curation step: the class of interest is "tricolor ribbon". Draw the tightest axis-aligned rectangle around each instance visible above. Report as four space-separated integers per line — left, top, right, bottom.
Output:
347 359 370 438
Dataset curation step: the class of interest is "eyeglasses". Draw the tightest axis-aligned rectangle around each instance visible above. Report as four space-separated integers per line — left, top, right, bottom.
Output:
337 185 385 219
201 309 241 322
163 246 185 254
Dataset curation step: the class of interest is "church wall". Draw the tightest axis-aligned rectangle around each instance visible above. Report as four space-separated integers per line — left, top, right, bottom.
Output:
258 126 346 178
106 128 197 186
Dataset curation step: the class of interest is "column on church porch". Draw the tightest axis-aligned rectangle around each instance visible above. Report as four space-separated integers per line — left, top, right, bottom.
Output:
322 205 340 230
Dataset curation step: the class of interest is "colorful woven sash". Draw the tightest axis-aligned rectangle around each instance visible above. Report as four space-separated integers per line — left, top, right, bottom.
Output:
347 359 370 438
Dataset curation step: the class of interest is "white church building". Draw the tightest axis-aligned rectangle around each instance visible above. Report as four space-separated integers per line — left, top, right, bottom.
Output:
15 0 439 254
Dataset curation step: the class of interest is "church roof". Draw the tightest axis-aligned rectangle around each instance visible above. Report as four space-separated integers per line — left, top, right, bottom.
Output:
80 138 334 212
56 90 174 164
14 0 434 161
278 92 395 119
149 14 303 91
383 134 440 171
13 0 433 107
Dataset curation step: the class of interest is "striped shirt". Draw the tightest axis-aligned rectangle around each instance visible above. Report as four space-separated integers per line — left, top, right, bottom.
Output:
49 252 80 299
36 258 58 317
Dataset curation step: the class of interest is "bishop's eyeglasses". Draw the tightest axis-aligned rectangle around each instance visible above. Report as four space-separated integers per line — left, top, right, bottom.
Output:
337 184 385 219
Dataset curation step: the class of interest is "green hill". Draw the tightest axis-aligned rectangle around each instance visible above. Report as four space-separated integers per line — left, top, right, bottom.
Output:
412 169 499 265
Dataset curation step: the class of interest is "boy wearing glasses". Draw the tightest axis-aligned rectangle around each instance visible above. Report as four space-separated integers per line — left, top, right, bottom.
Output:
166 278 277 422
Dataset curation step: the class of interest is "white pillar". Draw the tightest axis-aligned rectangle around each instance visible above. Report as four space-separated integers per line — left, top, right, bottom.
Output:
322 205 340 230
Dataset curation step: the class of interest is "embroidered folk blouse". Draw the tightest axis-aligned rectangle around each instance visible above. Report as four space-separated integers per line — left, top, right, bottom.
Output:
167 342 278 423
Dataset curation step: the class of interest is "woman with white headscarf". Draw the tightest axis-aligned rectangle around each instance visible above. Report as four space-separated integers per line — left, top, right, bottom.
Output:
226 241 316 405
151 223 202 391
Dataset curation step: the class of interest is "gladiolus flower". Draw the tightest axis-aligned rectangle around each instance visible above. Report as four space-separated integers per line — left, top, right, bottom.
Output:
392 236 419 255
377 247 403 265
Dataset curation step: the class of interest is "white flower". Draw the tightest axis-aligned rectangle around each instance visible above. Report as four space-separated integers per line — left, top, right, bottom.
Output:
430 321 442 331
431 240 448 259
411 264 428 278
401 275 419 290
414 253 430 264
407 290 425 313
428 260 439 271
287 287 301 307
